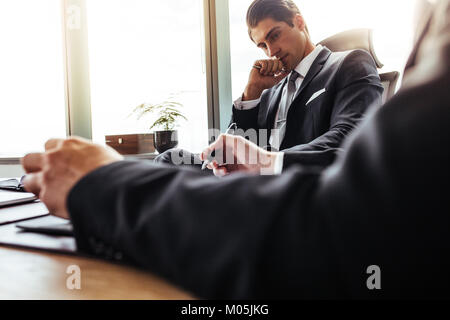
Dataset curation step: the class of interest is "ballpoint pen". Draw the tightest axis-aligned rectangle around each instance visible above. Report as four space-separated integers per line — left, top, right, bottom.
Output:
201 123 237 170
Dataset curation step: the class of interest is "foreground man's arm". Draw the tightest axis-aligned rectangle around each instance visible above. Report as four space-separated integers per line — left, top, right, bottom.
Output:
23 138 325 298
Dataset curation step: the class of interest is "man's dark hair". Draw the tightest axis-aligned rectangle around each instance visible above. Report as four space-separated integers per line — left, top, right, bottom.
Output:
246 0 302 31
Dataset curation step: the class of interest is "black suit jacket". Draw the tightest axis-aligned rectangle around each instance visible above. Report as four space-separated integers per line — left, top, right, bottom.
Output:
67 2 450 299
232 47 383 168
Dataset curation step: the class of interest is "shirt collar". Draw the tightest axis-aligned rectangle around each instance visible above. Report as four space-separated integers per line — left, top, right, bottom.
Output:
293 44 323 78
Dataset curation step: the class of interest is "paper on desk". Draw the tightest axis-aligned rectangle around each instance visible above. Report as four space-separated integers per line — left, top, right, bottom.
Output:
0 201 48 225
0 221 76 254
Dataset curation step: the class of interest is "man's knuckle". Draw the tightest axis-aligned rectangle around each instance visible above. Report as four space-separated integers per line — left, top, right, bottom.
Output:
42 169 52 182
40 190 55 212
62 138 76 147
45 151 57 164
21 154 29 165
39 187 47 202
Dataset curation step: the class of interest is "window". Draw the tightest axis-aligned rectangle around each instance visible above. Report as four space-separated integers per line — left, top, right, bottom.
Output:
86 0 209 153
0 0 420 160
0 0 66 157
228 0 418 99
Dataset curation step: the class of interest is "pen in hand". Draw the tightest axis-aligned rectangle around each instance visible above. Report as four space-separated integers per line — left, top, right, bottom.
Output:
201 123 237 170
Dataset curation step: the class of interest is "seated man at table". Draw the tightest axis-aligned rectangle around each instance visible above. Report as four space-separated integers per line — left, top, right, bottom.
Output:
155 0 383 173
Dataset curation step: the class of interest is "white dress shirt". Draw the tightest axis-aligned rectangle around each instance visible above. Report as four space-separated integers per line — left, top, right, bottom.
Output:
233 45 324 174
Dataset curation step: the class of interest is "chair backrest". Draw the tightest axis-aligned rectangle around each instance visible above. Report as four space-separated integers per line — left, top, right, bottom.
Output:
318 28 399 103
379 71 400 103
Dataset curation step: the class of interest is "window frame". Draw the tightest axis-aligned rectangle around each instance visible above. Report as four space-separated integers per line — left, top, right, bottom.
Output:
0 0 233 163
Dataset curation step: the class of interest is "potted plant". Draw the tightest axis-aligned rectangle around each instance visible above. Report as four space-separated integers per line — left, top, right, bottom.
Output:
132 98 187 154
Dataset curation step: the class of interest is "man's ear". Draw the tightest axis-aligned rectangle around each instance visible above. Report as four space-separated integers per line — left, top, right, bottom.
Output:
293 14 306 31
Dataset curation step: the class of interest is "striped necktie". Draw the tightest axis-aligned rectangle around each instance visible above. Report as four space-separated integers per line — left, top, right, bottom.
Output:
271 71 300 151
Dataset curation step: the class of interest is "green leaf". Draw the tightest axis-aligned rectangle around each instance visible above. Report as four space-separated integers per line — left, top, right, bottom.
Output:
133 98 186 131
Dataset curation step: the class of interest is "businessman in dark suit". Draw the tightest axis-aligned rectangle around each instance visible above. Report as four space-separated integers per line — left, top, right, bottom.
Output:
156 0 383 172
22 0 450 299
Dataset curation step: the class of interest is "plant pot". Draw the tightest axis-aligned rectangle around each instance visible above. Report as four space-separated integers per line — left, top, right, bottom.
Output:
153 130 178 154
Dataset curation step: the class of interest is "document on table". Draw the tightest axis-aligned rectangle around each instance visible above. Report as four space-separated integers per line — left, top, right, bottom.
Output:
0 190 37 208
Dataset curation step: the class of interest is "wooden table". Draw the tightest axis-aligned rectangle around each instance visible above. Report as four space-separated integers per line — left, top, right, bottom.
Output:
0 246 194 299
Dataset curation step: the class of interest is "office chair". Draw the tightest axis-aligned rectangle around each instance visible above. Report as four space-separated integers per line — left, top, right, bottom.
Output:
318 28 400 103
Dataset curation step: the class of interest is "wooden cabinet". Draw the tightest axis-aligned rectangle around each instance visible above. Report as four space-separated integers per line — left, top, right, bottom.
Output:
105 134 155 155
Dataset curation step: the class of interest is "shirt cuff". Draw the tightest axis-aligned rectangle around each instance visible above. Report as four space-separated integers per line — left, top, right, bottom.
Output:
233 94 261 110
272 152 284 175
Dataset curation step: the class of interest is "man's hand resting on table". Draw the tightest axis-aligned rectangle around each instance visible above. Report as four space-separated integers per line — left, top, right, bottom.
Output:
200 133 282 177
21 137 123 219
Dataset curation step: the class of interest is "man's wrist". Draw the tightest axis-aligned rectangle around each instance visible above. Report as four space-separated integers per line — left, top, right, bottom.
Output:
234 94 260 110
243 84 264 101
259 152 284 175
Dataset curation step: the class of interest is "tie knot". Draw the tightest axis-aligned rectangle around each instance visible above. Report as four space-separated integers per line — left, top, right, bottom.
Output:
289 71 300 83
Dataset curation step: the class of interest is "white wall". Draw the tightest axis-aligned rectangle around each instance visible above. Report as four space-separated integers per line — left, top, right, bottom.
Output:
0 165 24 178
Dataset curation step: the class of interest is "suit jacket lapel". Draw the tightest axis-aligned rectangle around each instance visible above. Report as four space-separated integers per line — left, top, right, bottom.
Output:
263 47 331 131
293 47 331 102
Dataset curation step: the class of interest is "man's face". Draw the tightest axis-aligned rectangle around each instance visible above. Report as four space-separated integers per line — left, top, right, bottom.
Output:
250 15 308 71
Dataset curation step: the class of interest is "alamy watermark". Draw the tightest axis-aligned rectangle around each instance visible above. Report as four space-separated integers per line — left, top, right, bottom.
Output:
366 265 381 290
168 128 278 169
66 264 81 290
66 5 81 30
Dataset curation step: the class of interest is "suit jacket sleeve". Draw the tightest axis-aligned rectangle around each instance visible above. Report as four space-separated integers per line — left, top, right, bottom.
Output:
67 55 450 299
231 102 260 132
68 162 324 299
282 49 384 169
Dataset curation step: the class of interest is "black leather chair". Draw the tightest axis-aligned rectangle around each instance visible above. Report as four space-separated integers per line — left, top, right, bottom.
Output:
318 28 400 103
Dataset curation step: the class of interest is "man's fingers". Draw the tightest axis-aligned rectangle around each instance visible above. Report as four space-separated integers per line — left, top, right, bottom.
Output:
21 153 44 173
45 138 64 151
207 160 220 170
264 60 274 75
202 134 241 168
271 60 281 75
213 166 228 177
201 135 222 161
200 147 213 162
254 59 285 76
202 134 226 158
258 60 268 74
21 172 43 196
